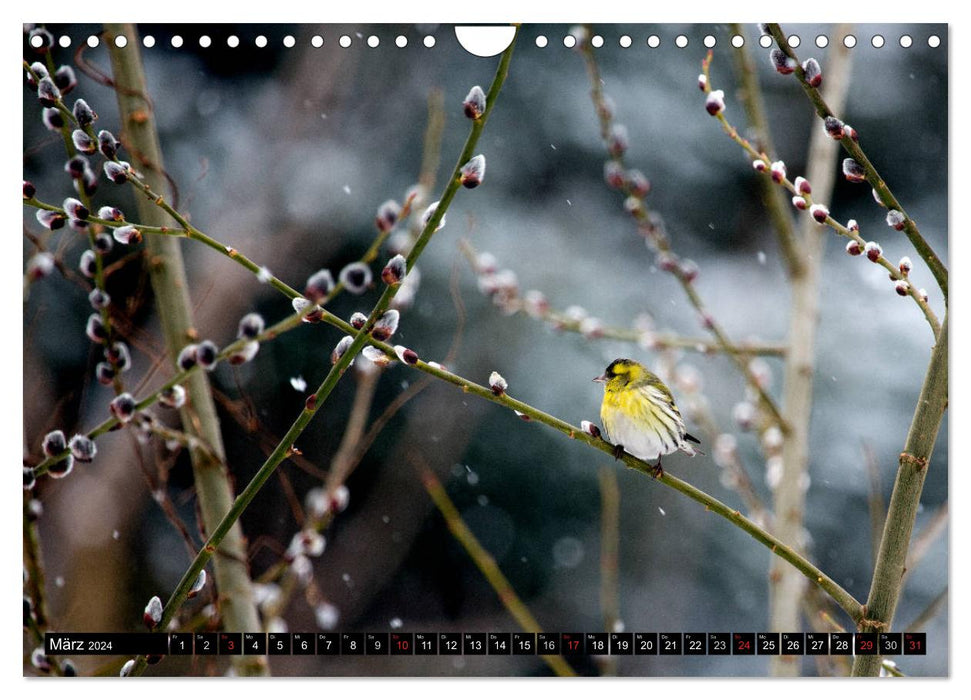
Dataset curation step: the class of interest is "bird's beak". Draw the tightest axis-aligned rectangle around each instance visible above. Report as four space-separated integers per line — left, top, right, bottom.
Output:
593 374 606 383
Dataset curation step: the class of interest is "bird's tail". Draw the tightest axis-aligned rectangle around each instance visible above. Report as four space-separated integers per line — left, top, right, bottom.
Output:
681 432 705 456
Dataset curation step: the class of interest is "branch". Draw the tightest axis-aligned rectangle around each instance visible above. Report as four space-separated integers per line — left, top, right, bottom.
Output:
764 23 948 301
104 23 268 677
852 310 948 676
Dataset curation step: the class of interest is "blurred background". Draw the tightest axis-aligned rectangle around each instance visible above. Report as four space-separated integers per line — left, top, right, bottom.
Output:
22 23 947 676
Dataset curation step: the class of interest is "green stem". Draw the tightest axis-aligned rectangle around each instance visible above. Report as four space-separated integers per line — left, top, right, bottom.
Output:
852 311 948 676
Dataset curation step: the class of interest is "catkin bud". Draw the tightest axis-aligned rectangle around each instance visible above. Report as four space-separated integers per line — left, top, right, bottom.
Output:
177 344 198 371
188 570 207 598
898 256 913 275
705 89 725 116
824 116 844 140
106 341 132 371
37 76 60 107
35 209 65 230
29 27 54 52
604 160 626 189
864 241 882 262
304 269 335 302
338 263 372 294
41 107 64 131
420 201 446 231
91 236 110 262
809 204 829 223
54 65 77 93
24 467 36 490
237 312 265 340
886 210 906 231
97 130 119 159
626 169 651 197
196 340 219 369
488 371 508 396
680 259 700 283
802 58 822 87
48 454 75 479
607 124 628 157
109 393 137 423
72 99 97 127
95 362 115 385
65 155 88 178
770 161 786 183
349 312 368 330
375 199 401 233
381 254 407 286
791 196 808 210
63 197 89 220
69 434 97 462
770 48 796 74
85 313 108 342
159 385 186 409
112 224 141 245
463 85 487 119
460 154 486 188
104 160 129 184
97 206 124 221
27 61 49 86
371 309 400 341
143 596 163 630
71 129 96 154
697 73 707 91
842 158 865 183
581 420 602 439
845 239 862 256
43 430 67 456
895 280 910 296
794 176 811 194
228 340 259 365
362 345 392 367
31 647 51 673
752 159 767 172
88 288 110 310
26 252 55 279
393 345 419 365
331 335 355 365
292 297 323 323
23 180 36 199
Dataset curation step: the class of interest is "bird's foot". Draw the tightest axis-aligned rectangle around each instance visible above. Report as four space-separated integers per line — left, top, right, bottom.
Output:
612 444 625 460
651 459 664 480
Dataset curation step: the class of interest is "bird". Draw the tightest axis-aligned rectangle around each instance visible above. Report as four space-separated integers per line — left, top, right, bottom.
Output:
593 358 701 478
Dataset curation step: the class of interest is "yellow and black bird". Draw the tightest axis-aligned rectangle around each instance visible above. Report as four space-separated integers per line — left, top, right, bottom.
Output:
594 358 701 477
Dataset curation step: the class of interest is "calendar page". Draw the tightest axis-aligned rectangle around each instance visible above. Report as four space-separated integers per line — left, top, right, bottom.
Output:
22 21 948 679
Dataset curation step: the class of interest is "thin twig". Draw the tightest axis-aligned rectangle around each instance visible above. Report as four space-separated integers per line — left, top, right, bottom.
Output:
416 461 577 677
